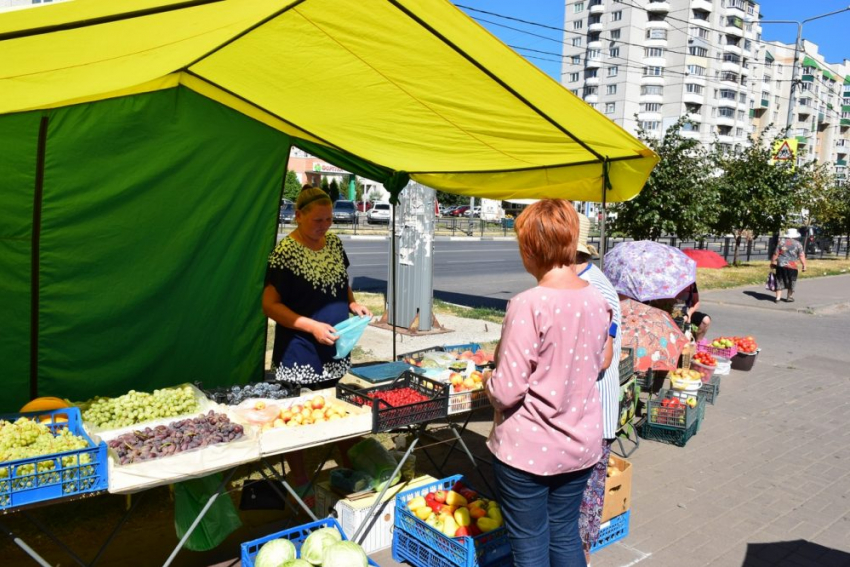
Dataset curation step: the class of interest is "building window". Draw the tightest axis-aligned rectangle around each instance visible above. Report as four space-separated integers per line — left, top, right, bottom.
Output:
739 92 747 103
689 46 708 57
584 86 598 96
718 107 735 118
608 65 619 77
572 37 582 47
646 29 667 40
585 69 598 79
605 102 616 114
644 47 665 58
573 20 583 30
686 83 704 94
572 55 581 65
640 121 660 130
643 66 664 76
607 84 617 95
612 11 623 21
682 122 700 132
641 85 663 95
573 1 585 13
723 53 740 63
569 72 580 83
737 109 745 120
642 103 661 112
687 65 706 76
610 29 621 40
610 47 620 58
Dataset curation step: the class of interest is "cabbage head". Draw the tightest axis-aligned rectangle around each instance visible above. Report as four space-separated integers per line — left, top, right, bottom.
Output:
255 538 296 567
282 560 312 567
300 527 342 565
322 541 369 567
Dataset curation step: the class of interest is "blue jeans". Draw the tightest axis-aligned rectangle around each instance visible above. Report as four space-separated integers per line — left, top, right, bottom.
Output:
493 458 592 567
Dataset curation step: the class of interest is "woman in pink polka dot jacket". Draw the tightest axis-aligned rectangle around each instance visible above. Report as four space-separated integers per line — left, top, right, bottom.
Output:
484 199 613 567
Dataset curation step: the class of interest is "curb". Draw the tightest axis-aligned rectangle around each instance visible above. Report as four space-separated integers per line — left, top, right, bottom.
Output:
331 235 517 242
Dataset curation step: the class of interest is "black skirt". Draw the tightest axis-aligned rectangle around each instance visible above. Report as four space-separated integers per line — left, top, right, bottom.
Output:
775 266 798 291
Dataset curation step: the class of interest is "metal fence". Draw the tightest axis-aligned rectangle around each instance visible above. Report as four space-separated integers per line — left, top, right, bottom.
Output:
279 216 850 261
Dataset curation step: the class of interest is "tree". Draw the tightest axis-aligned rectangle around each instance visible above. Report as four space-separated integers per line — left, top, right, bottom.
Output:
283 170 301 201
810 178 850 259
610 118 717 241
321 176 330 195
436 190 466 208
708 132 814 265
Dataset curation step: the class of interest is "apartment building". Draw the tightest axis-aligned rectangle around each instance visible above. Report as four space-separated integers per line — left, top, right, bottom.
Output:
561 0 762 150
751 40 850 180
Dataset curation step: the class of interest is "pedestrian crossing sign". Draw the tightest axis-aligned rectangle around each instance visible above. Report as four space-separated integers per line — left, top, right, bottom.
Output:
770 138 797 167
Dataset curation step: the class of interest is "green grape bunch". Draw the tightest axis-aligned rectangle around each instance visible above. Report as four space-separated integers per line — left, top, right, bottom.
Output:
82 386 199 429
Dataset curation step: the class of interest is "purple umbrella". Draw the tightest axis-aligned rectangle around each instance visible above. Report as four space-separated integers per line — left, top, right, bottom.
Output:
602 241 697 302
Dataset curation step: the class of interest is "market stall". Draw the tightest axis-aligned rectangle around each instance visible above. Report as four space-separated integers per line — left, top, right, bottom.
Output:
1 0 660 564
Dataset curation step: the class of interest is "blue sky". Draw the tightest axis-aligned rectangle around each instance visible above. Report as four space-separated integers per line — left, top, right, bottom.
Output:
453 0 850 80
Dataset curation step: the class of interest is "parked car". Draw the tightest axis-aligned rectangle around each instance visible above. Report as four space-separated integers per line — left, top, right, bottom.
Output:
449 205 470 217
279 202 295 224
367 202 392 224
463 206 481 217
333 200 357 224
356 201 374 213
440 205 456 216
800 225 833 254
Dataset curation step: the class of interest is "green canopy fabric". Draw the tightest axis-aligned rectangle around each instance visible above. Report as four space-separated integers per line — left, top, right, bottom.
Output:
0 0 657 409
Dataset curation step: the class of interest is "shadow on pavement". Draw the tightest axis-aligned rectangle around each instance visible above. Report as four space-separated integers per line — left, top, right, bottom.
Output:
742 290 778 302
743 540 850 566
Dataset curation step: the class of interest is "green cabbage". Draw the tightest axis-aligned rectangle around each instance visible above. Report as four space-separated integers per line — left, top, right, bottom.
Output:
282 560 312 567
254 538 296 567
300 527 342 565
322 541 369 567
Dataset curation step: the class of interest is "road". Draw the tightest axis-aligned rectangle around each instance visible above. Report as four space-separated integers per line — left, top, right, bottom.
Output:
344 238 535 309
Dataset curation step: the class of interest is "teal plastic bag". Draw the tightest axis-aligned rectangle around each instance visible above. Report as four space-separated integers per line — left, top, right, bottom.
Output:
333 316 371 359
173 473 242 552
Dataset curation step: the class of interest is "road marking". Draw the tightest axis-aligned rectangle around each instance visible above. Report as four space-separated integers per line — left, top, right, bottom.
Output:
612 543 652 566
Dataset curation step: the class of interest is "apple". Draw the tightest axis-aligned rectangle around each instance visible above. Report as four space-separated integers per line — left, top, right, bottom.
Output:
310 395 325 410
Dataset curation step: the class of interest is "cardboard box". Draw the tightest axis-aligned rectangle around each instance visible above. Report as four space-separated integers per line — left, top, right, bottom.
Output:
601 455 632 523
315 474 435 554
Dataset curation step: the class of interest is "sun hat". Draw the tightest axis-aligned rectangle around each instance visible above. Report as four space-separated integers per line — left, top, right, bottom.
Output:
576 213 599 257
781 227 800 239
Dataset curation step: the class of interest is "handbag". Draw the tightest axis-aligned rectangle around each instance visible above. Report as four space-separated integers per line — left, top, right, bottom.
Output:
765 271 777 292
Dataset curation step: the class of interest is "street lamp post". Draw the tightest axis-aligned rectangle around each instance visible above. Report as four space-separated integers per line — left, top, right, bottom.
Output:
760 6 850 132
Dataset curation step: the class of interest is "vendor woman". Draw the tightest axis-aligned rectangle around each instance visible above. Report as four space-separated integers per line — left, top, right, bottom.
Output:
262 185 371 504
263 185 372 387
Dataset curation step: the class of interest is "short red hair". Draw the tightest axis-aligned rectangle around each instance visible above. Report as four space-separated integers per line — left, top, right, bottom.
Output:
514 199 579 271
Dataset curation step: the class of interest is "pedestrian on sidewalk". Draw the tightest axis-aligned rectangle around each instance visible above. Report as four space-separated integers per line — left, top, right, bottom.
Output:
770 229 807 303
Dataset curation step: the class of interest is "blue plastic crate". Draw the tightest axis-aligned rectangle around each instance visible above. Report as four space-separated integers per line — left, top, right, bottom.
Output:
442 343 481 355
0 407 107 511
350 361 415 383
394 474 512 567
590 510 630 553
241 517 380 567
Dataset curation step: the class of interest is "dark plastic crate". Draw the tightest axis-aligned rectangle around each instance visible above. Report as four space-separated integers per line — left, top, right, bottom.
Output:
0 407 108 511
618 347 635 384
336 371 449 433
634 369 654 391
394 474 512 567
591 510 630 553
698 375 721 405
241 517 380 567
196 380 297 405
731 349 759 371
638 414 701 447
646 389 704 429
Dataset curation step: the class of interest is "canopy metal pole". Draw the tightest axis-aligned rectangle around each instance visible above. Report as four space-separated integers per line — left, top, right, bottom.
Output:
599 159 610 271
391 203 397 360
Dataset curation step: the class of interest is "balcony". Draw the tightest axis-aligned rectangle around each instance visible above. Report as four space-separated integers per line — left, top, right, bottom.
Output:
587 39 603 50
715 116 735 127
761 82 771 93
683 92 705 104
638 111 663 122
692 0 713 12
585 76 600 87
724 25 744 37
836 142 848 152
586 58 602 69
842 119 850 127
584 94 599 104
589 1 604 14
837 159 848 166
724 44 742 56
647 1 671 13
680 129 701 140
801 74 814 83
716 134 735 145
640 93 664 104
589 22 604 33
640 75 665 86
721 61 741 74
760 98 769 107
724 0 746 16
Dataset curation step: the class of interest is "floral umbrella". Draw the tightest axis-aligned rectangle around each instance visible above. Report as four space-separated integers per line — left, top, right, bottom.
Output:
603 241 697 302
620 298 687 372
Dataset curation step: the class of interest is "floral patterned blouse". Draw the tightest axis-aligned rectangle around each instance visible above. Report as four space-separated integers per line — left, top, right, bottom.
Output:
775 238 803 270
266 233 351 384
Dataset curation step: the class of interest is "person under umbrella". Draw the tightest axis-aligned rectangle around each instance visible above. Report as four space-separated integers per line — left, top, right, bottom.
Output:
619 298 687 373
603 240 697 303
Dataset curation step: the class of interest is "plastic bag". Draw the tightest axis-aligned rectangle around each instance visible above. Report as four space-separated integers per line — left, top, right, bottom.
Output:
347 437 400 492
765 271 777 292
231 399 280 426
174 473 242 551
389 450 417 482
332 316 371 359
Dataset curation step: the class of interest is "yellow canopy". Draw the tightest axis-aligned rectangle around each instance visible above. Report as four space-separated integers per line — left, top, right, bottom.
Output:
0 0 657 201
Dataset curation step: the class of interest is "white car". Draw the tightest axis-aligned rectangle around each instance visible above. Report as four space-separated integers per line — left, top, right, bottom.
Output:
367 202 392 224
463 206 481 217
